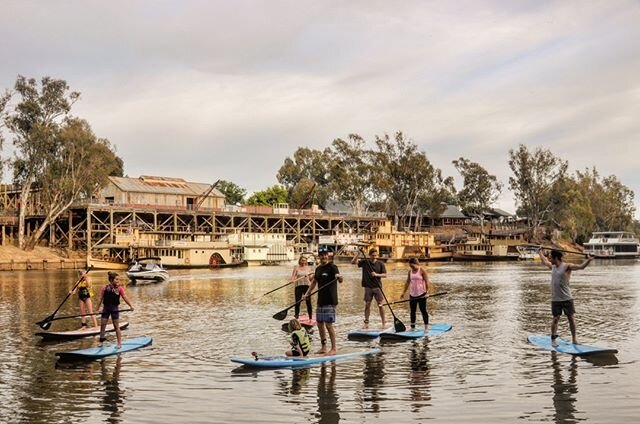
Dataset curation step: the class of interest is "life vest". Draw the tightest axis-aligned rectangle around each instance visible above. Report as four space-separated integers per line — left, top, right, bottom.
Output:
103 285 121 306
290 329 311 354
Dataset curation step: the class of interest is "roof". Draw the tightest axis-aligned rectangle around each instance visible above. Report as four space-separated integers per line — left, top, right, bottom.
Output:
108 176 224 197
323 199 351 214
487 208 513 217
440 204 468 219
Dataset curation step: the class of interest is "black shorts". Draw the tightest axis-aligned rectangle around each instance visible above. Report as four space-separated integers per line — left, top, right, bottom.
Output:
552 300 575 317
78 288 91 301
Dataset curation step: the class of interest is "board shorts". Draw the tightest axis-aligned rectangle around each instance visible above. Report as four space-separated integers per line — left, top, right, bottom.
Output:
316 305 336 323
551 300 575 317
78 287 91 301
364 287 384 304
101 305 120 320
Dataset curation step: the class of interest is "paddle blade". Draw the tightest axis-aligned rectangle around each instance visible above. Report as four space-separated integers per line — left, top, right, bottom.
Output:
39 320 53 331
272 309 288 321
393 319 406 333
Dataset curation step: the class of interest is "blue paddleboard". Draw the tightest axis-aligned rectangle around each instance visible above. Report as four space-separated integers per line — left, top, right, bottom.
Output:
231 348 381 368
347 326 394 339
56 336 152 361
527 335 617 356
379 323 452 340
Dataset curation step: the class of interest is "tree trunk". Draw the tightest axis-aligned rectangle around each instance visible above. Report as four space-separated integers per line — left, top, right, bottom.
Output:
18 181 32 249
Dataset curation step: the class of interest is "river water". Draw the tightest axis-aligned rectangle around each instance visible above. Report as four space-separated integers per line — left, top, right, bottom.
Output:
0 260 639 423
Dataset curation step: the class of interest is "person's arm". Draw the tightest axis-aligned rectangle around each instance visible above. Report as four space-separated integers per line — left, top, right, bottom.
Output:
539 249 553 269
401 272 410 299
568 255 593 271
120 288 134 311
422 268 429 292
290 266 298 282
96 287 104 310
373 262 387 278
351 251 360 265
334 264 343 283
304 275 317 297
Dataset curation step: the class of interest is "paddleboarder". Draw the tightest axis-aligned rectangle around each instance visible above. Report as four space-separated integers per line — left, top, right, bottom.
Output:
290 256 313 319
400 258 430 330
303 248 343 356
69 269 98 328
285 318 311 357
352 248 387 329
97 272 134 349
539 249 593 346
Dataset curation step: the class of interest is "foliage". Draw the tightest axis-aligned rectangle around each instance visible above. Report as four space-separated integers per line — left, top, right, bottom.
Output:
508 144 568 238
452 157 502 231
276 148 331 208
216 180 247 205
246 184 288 206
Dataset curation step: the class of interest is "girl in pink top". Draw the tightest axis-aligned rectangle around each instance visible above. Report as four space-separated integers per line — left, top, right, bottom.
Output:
400 258 430 330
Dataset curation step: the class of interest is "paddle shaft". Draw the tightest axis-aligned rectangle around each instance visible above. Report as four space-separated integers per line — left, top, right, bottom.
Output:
36 266 94 327
47 308 133 322
523 244 590 257
258 274 308 299
358 249 405 332
389 291 448 305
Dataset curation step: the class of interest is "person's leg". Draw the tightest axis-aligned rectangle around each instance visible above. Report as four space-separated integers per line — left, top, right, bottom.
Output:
306 292 313 318
551 315 561 347
85 298 98 327
567 314 578 344
79 299 87 326
363 299 372 328
294 286 304 318
99 315 108 345
316 322 327 354
114 318 122 348
409 298 418 329
418 297 429 328
375 289 386 328
326 323 337 356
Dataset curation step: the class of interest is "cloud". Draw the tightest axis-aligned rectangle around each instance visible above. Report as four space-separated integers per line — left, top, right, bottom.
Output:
1 0 639 216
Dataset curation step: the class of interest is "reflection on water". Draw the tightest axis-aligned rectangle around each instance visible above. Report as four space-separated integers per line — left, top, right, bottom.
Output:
1 262 639 423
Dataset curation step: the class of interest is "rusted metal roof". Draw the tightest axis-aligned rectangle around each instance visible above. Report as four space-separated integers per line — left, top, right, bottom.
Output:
108 176 224 197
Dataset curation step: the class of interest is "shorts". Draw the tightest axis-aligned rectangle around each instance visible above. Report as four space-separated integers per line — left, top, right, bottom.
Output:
364 287 384 304
291 348 310 357
78 288 91 301
552 300 575 317
316 305 336 323
101 306 120 320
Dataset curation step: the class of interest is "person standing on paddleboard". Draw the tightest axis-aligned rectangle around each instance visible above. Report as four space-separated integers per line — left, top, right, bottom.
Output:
69 269 98 328
352 248 387 329
97 272 134 349
400 258 430 330
290 256 313 320
303 248 343 356
539 249 593 347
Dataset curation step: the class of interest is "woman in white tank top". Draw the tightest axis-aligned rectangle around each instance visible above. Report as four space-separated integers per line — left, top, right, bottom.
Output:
290 256 313 319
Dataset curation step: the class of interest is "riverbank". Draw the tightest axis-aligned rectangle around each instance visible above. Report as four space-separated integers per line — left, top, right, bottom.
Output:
0 245 86 271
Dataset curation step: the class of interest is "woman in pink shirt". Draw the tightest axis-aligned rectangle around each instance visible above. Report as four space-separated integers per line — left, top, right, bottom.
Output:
400 258 430 330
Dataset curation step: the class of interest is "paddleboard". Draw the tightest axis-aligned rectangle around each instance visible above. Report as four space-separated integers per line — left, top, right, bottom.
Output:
231 348 381 368
56 336 152 361
379 323 453 340
527 335 618 356
36 322 129 341
347 326 394 340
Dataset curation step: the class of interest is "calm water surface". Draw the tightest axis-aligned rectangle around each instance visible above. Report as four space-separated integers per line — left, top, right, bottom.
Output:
1 260 639 423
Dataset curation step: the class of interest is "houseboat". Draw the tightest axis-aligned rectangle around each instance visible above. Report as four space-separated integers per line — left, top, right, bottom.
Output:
227 232 296 266
583 231 640 259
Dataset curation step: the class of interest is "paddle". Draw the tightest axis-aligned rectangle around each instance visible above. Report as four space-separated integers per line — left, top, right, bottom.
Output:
357 249 406 333
389 291 449 305
272 278 337 321
521 244 591 257
36 266 94 330
43 309 133 323
253 274 308 303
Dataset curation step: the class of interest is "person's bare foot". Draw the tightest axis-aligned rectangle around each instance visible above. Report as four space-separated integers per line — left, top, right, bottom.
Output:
315 348 327 354
551 340 558 347
116 344 122 349
572 339 579 345
381 322 387 329
325 349 336 356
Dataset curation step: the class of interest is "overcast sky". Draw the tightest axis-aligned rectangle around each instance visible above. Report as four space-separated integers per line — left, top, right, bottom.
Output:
1 1 639 216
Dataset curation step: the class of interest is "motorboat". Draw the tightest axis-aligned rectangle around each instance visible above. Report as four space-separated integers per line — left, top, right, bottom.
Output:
126 257 170 284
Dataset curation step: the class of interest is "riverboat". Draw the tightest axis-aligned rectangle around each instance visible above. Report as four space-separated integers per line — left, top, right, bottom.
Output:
583 231 640 259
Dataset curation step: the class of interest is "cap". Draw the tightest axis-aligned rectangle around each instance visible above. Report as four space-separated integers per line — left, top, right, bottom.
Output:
408 258 419 264
318 247 328 255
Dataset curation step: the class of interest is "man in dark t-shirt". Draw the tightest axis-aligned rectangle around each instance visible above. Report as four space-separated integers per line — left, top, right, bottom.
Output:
303 249 343 355
352 248 387 329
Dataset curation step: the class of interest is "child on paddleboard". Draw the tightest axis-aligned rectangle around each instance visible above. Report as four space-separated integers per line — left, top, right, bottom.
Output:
285 318 311 357
400 258 430 330
97 272 134 349
69 269 98 328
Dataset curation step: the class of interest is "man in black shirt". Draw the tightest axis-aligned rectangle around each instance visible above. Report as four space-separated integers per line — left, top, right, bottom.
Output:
304 248 343 355
352 248 387 329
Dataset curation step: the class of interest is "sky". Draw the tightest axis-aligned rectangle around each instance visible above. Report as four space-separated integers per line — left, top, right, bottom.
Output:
1 0 639 217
